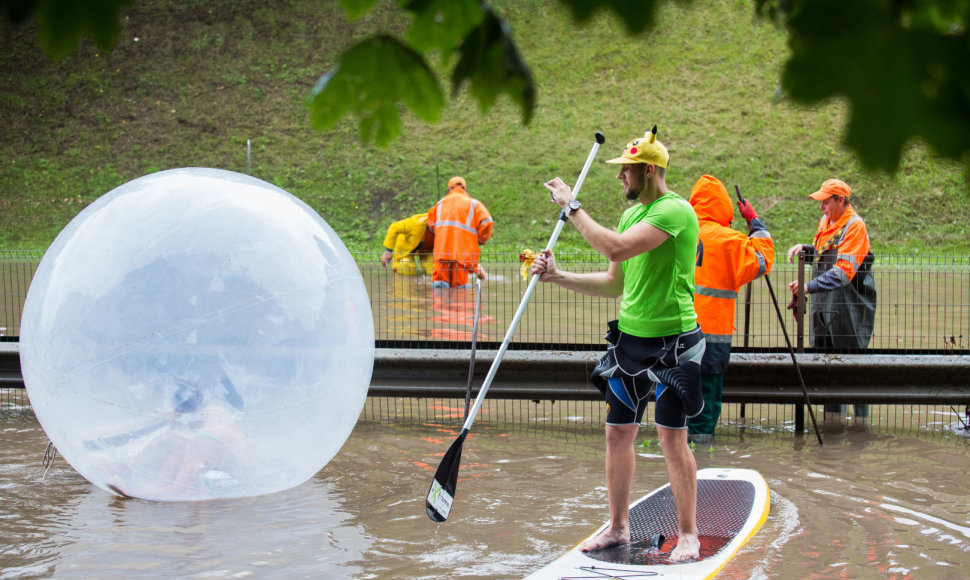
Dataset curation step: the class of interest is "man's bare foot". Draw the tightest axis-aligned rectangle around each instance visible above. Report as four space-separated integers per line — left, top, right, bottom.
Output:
668 533 700 562
578 526 630 552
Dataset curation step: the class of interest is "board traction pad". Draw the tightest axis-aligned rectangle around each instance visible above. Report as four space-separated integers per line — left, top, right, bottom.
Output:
587 478 755 566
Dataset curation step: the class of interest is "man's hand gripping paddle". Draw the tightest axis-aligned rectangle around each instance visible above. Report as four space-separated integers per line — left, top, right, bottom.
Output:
426 132 606 522
734 185 823 445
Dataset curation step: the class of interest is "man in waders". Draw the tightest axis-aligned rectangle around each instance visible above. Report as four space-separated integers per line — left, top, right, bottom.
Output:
787 178 876 420
426 176 493 288
531 127 704 562
687 175 774 443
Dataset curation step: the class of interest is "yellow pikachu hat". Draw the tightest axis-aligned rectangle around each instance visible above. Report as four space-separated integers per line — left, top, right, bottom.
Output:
606 125 669 168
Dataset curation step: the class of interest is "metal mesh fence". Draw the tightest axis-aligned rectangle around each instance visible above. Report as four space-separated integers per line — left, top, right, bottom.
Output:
2 250 968 353
367 251 969 353
0 250 41 341
357 397 970 437
0 386 30 411
3 389 966 435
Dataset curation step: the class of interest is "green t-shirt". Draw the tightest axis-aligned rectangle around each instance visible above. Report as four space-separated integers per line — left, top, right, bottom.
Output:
617 191 699 338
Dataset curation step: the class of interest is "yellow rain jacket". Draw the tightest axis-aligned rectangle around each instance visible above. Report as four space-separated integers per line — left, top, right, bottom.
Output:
382 213 433 275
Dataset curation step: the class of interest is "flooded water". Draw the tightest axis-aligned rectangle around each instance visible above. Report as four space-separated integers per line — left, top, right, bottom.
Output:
2 396 970 579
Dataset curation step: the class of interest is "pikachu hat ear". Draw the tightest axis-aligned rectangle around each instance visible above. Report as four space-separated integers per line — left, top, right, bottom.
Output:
605 125 669 168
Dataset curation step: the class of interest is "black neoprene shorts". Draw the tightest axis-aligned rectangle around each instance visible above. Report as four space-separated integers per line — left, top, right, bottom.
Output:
590 322 706 429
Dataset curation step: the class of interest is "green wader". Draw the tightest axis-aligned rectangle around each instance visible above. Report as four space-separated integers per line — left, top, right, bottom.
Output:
688 373 724 435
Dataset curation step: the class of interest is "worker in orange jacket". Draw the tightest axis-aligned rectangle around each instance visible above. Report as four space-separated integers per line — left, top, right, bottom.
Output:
380 213 434 275
687 175 774 442
426 176 493 288
787 178 876 420
787 179 876 350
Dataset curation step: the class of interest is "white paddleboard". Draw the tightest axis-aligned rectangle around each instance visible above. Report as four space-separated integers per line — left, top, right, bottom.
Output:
523 467 770 579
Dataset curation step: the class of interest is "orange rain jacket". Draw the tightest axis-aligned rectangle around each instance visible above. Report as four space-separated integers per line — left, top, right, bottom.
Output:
426 189 493 282
803 205 876 349
382 213 433 274
689 175 774 374
808 206 870 290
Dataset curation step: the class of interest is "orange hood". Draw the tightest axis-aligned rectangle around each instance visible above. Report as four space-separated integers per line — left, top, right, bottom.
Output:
689 175 734 227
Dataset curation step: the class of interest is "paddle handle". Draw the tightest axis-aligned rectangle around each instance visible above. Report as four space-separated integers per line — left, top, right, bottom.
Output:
461 133 604 432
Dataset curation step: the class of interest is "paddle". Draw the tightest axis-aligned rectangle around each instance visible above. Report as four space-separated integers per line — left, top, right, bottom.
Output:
463 276 482 419
426 131 606 522
735 185 823 445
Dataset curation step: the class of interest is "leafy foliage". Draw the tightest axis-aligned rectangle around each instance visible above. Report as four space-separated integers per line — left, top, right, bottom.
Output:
1 0 131 58
555 0 680 34
307 35 444 147
451 7 535 123
404 0 484 60
758 0 970 173
7 0 970 178
2 0 969 253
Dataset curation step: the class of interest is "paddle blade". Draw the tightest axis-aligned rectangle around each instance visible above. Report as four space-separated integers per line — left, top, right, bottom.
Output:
426 430 467 522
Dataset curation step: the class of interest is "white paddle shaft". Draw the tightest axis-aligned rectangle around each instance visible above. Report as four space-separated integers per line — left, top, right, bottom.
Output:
461 136 603 432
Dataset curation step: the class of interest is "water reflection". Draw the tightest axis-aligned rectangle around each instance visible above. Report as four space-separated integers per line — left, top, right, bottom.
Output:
385 274 433 337
382 273 498 342
0 411 370 578
2 401 970 579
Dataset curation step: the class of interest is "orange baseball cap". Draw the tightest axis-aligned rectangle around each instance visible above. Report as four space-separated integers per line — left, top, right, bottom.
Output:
448 176 466 192
809 179 851 200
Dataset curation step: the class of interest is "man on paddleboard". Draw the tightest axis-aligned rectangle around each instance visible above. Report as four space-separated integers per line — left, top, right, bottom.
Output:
532 126 704 562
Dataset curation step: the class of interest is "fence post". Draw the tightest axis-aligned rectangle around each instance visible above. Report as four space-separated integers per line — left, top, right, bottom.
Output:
796 252 806 352
794 251 809 433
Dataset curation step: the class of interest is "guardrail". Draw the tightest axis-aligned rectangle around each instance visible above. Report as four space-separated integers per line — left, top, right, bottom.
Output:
6 342 969 404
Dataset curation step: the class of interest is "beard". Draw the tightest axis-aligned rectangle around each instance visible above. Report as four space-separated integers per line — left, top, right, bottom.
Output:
623 167 645 200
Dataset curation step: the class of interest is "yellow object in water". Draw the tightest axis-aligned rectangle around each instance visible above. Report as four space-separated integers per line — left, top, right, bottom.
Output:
395 254 433 276
383 213 432 275
519 249 537 280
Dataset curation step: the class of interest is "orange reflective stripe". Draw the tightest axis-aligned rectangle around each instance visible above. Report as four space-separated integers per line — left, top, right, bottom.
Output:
694 223 776 337
427 191 492 267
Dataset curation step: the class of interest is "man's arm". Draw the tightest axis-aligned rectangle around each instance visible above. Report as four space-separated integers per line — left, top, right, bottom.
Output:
544 177 669 262
531 249 624 298
569 210 670 262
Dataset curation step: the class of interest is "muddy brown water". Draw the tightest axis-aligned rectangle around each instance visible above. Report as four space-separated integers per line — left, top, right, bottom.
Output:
2 397 969 579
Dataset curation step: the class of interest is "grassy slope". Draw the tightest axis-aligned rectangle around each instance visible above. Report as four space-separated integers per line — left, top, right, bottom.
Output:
1 0 968 255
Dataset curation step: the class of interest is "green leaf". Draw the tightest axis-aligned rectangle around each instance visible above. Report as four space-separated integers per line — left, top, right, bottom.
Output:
360 103 403 147
339 0 380 21
780 0 970 172
28 0 131 59
306 35 444 147
555 0 674 35
404 0 484 62
451 8 536 125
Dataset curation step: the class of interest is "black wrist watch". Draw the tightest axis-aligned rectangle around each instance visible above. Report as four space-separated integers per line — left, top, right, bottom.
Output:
566 199 581 216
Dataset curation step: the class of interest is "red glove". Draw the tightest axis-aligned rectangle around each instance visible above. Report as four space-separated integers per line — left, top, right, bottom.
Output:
787 293 799 317
737 198 758 222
